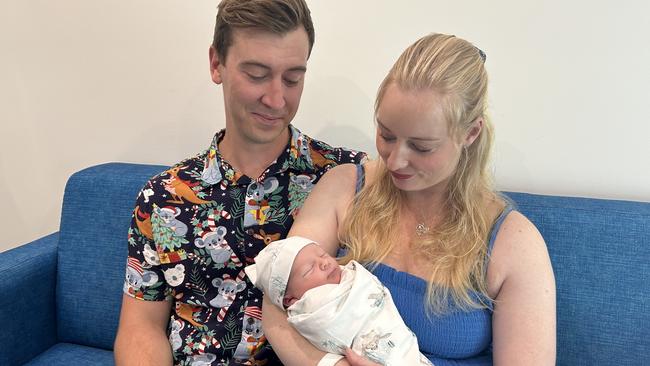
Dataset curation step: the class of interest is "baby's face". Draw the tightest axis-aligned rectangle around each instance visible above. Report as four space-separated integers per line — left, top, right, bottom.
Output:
285 243 342 302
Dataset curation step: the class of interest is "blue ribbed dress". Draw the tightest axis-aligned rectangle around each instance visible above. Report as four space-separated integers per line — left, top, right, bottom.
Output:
353 164 513 365
371 205 511 365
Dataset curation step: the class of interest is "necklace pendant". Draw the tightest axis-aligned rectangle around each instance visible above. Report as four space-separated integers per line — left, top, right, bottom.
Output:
415 222 430 236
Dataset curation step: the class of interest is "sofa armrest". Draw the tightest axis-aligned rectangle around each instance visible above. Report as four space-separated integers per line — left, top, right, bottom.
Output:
0 233 59 365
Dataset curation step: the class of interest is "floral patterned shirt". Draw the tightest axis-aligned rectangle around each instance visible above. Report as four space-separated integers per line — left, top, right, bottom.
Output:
123 125 366 365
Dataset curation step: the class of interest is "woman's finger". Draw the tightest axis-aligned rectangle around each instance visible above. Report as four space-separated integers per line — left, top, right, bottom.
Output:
344 348 381 366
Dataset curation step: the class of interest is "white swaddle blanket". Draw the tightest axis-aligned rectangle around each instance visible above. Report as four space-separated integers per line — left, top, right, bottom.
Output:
287 261 432 366
245 237 432 366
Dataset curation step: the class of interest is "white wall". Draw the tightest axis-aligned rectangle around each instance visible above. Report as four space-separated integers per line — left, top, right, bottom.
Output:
2 0 649 252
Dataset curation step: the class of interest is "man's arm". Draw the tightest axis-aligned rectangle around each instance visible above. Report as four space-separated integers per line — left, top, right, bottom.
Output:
114 295 174 366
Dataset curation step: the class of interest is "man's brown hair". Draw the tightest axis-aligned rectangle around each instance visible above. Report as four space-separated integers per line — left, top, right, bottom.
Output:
212 0 315 63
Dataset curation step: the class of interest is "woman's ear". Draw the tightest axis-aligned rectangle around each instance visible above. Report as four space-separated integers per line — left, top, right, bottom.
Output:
463 118 483 147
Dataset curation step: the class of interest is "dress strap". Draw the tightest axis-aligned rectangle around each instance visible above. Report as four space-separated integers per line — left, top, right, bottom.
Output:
337 164 365 258
487 204 515 256
355 163 365 194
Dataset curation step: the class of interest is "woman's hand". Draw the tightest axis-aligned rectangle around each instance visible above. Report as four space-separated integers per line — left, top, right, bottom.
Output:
343 348 381 366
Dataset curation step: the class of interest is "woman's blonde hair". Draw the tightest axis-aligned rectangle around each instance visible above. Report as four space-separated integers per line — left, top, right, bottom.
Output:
339 33 503 314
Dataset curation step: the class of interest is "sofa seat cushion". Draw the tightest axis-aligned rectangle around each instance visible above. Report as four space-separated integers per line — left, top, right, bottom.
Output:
23 343 113 366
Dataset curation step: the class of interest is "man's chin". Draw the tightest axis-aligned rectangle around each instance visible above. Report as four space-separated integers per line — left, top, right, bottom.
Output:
247 125 290 145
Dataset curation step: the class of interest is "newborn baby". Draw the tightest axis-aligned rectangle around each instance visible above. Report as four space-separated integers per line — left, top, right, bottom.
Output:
245 236 432 366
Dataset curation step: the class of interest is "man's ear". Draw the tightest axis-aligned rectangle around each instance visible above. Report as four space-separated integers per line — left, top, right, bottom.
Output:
209 46 224 85
463 118 483 147
283 295 298 308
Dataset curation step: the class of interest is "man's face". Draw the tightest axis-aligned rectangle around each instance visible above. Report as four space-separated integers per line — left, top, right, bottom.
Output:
209 27 309 147
285 244 342 306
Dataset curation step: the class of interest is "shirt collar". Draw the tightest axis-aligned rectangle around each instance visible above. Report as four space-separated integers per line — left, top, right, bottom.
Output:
200 125 316 186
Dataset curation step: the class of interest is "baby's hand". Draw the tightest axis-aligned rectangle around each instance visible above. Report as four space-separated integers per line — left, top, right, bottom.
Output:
343 348 381 366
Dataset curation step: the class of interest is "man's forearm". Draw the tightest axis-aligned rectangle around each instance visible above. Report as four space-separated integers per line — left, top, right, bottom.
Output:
114 327 173 366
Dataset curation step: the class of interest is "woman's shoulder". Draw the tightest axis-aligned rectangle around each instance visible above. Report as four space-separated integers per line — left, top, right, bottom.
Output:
487 209 551 296
288 164 361 255
360 159 381 186
492 209 546 262
496 210 544 247
316 163 359 191
299 163 364 221
317 160 379 188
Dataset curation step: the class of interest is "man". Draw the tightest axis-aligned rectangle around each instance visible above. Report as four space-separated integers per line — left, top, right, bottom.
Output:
113 1 366 365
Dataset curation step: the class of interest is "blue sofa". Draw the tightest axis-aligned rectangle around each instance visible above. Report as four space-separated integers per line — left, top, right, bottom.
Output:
1 162 648 365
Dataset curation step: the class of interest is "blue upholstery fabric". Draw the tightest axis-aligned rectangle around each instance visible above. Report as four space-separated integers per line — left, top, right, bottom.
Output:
505 192 650 366
2 164 648 365
56 163 167 350
23 342 114 366
0 233 58 366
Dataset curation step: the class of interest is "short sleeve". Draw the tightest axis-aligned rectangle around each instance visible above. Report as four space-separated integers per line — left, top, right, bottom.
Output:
122 182 170 302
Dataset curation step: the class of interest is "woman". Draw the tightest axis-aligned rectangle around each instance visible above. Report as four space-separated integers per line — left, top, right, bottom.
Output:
262 33 556 365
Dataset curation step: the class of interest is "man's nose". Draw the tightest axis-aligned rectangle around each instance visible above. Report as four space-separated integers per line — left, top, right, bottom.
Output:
261 78 286 110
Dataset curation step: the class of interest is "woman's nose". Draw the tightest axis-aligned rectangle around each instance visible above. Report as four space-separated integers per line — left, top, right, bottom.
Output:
386 145 408 171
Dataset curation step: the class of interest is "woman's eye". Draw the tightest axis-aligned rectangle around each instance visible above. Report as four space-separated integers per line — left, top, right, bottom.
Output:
380 134 396 142
411 144 433 153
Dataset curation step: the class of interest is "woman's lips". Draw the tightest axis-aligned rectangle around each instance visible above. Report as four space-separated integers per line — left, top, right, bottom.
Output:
390 171 413 180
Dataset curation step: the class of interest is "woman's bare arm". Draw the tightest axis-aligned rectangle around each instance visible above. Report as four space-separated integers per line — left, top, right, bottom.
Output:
489 211 556 365
288 163 359 254
262 163 360 365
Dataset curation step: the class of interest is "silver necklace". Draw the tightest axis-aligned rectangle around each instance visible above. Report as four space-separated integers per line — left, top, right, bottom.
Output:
407 202 436 237
415 222 430 236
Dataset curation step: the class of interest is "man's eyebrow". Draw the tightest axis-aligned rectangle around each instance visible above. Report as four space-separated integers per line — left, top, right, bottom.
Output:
239 61 270 71
239 61 306 73
286 66 307 73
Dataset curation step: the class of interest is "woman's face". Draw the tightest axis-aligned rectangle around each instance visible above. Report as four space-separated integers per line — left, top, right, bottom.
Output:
375 84 464 196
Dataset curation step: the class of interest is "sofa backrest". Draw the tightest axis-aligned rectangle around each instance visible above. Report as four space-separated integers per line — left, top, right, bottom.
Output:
55 163 650 361
506 192 650 365
57 162 167 350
